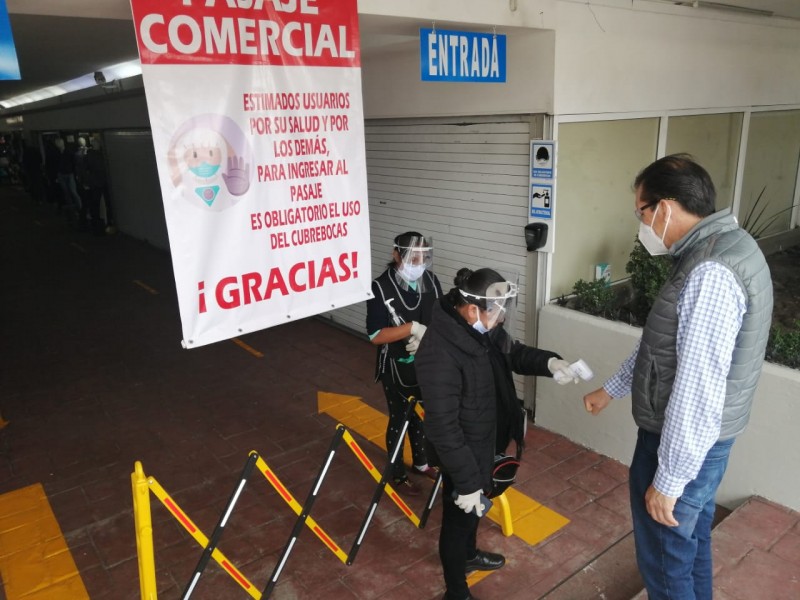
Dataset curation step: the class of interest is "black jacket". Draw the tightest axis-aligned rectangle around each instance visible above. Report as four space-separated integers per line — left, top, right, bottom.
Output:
415 299 558 495
366 268 442 381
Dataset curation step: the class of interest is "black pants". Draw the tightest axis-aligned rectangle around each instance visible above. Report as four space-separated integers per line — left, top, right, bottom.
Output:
440 474 480 600
85 187 106 234
379 370 427 481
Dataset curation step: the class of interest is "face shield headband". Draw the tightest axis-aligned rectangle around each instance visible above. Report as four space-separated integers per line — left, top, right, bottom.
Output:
458 281 519 330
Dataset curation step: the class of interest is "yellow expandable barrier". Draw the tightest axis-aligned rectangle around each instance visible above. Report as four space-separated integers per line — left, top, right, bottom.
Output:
131 462 261 600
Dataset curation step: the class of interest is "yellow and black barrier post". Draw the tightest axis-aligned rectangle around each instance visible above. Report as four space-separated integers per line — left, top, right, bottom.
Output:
181 452 258 598
346 396 438 565
135 463 261 599
339 426 421 528
132 397 445 599
252 453 349 564
419 469 444 528
345 397 416 565
408 396 445 529
260 425 347 598
131 461 157 600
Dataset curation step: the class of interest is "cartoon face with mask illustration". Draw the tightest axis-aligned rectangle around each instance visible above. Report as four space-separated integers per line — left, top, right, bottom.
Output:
185 143 222 180
177 129 227 208
167 114 253 212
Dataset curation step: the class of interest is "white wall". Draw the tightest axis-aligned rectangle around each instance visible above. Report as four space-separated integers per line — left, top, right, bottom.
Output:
537 304 800 511
553 0 800 115
362 30 555 119
357 0 557 121
358 0 557 29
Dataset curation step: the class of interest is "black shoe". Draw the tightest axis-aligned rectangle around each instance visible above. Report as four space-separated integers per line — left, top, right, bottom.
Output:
392 476 421 497
465 549 505 573
442 594 481 600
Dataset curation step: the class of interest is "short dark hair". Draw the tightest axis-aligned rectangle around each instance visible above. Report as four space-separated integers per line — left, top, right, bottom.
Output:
446 267 504 309
634 153 716 218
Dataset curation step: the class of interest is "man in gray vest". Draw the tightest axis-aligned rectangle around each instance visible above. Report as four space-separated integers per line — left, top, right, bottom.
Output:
583 154 773 600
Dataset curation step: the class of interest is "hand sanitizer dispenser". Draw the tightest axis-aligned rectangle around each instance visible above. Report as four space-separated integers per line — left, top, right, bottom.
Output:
524 223 548 251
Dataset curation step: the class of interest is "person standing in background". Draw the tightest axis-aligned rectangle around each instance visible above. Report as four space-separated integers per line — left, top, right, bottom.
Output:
366 232 442 496
82 136 110 235
53 137 83 222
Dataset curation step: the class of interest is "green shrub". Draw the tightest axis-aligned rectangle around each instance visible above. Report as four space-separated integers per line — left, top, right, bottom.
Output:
562 239 797 371
766 321 800 370
571 278 619 320
625 238 672 324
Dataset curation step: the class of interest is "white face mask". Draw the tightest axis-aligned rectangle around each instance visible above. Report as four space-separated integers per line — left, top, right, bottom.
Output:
638 202 671 256
398 263 425 283
471 307 489 334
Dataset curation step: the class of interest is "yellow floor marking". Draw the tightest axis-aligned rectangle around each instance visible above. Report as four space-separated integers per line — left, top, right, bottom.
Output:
317 391 412 464
232 337 264 358
317 392 570 547
467 570 493 586
0 484 89 600
133 279 159 295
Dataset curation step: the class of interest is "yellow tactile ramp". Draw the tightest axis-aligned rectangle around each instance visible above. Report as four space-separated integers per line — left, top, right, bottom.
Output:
0 484 88 599
317 391 569 547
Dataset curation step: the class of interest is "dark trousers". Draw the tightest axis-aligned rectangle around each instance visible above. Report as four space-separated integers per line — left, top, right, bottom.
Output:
86 187 106 233
440 474 479 600
380 371 427 480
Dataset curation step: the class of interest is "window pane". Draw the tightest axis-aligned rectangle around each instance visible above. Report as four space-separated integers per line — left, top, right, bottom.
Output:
739 110 800 238
552 118 659 299
665 113 743 211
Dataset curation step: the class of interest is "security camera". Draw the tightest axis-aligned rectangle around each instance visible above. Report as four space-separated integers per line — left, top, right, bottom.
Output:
94 71 106 85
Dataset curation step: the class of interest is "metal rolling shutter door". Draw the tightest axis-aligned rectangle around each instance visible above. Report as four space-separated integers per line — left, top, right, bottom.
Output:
324 114 534 344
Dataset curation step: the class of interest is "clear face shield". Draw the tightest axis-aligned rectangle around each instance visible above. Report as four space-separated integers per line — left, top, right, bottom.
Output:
393 236 434 292
460 277 519 350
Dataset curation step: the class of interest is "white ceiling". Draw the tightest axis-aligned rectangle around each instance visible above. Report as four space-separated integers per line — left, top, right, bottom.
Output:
2 0 800 107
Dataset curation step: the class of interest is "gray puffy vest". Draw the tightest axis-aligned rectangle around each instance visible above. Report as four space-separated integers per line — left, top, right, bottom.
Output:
631 210 773 440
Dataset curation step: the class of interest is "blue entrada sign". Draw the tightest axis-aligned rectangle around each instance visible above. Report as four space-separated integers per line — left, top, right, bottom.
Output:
420 28 506 83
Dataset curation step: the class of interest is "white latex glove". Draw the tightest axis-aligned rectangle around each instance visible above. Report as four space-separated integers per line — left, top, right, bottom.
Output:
410 321 427 339
454 490 486 516
405 336 421 355
548 358 579 385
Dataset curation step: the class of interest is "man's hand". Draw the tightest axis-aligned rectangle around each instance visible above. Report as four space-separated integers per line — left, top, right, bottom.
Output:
583 388 612 415
645 484 679 527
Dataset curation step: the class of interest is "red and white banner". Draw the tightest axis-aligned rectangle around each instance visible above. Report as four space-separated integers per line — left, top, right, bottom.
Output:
129 0 371 348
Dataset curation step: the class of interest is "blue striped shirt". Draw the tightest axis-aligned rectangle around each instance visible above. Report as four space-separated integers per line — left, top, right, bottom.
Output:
604 261 747 497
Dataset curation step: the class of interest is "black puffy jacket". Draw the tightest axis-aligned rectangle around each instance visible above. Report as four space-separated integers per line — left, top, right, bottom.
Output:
415 300 558 495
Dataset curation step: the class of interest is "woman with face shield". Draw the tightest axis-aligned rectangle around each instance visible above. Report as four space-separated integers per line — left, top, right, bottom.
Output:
414 267 578 600
366 232 443 496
